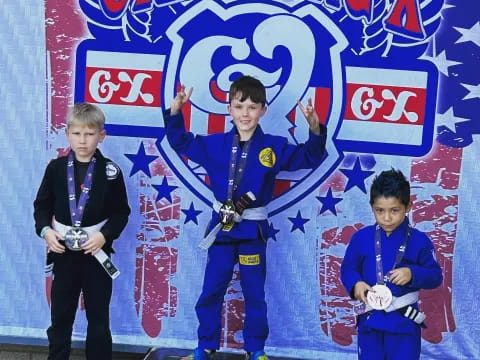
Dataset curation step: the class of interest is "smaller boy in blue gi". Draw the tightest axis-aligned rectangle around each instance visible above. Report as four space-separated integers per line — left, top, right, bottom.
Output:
340 169 443 360
164 75 327 360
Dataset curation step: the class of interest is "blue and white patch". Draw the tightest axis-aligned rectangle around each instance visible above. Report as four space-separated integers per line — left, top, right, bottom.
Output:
106 161 120 180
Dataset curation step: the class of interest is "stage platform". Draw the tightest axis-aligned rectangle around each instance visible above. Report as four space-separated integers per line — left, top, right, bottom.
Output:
0 341 298 360
0 343 142 359
144 348 296 360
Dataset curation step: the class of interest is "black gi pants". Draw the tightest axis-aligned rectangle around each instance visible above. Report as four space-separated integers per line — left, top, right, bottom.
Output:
47 250 112 360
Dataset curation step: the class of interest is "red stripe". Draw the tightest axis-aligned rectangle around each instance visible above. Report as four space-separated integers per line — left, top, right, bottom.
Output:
183 103 191 131
210 80 228 103
315 88 331 125
273 180 291 197
204 175 211 186
208 81 228 134
208 114 226 134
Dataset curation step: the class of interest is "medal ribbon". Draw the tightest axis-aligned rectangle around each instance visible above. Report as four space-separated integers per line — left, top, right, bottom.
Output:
374 224 412 285
67 151 96 227
226 134 252 201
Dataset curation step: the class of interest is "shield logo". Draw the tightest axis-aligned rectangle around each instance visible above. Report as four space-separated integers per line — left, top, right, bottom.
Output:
158 0 347 215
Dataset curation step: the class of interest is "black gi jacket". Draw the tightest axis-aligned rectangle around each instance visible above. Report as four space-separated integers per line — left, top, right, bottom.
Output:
33 149 130 252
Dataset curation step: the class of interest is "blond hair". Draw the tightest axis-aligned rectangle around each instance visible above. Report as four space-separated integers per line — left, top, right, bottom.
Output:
67 103 105 130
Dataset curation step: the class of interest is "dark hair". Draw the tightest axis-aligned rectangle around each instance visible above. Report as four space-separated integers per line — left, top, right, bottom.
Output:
229 75 266 107
370 168 410 206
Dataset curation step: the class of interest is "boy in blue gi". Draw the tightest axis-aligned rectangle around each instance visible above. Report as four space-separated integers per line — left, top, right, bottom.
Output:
164 75 327 360
340 169 443 360
34 103 131 359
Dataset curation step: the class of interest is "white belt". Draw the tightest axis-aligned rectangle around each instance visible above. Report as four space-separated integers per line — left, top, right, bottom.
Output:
53 218 107 237
52 219 120 279
354 291 426 325
198 201 268 250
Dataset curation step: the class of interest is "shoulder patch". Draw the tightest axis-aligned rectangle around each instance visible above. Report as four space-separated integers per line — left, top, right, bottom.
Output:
259 147 276 168
106 161 120 180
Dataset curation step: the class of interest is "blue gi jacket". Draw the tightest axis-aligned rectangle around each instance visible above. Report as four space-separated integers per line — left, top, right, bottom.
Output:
341 218 443 334
164 110 327 242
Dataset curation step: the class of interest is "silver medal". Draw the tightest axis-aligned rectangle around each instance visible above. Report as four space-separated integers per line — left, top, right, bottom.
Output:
366 284 393 310
65 227 88 251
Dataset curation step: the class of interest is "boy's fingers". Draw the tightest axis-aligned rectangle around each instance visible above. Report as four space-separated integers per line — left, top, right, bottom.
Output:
49 240 65 253
296 100 306 113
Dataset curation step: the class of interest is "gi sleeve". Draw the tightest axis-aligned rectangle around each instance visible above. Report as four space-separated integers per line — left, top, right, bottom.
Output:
340 231 365 299
33 161 55 236
408 233 443 289
278 124 327 171
100 168 131 247
163 109 209 166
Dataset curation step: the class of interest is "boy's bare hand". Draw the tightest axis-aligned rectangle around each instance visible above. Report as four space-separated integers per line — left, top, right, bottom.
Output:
82 232 106 255
44 229 65 253
170 85 193 115
388 267 412 286
297 98 321 135
354 281 373 304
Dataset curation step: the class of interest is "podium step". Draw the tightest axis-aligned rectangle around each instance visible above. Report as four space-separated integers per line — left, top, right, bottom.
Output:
144 348 295 360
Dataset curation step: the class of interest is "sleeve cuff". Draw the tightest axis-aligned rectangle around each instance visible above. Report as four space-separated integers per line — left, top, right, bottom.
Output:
40 226 51 239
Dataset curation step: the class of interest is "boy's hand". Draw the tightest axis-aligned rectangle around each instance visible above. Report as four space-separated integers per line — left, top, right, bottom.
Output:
170 85 193 115
297 98 321 135
354 281 373 304
44 229 65 253
82 232 106 255
388 267 412 286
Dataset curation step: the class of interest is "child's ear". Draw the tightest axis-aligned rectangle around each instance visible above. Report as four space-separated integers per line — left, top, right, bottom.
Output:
406 201 413 213
99 129 107 142
261 105 267 116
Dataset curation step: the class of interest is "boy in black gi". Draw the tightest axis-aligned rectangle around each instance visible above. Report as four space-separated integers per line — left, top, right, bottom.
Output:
165 76 327 360
341 169 443 360
33 103 130 360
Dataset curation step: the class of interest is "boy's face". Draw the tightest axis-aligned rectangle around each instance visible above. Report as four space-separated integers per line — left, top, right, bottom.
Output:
371 196 412 236
228 94 266 141
66 124 106 162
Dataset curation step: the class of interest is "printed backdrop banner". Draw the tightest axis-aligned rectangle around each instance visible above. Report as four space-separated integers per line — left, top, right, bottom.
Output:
0 0 479 359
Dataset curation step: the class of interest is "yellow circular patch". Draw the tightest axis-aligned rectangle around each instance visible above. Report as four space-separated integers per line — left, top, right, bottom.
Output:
259 147 276 168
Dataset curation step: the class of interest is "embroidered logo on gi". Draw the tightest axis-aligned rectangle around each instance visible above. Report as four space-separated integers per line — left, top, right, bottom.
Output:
239 254 260 265
259 147 275 168
106 162 119 180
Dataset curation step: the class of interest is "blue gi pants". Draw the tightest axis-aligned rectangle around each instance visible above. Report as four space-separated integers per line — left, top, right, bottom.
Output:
195 238 268 352
358 325 421 360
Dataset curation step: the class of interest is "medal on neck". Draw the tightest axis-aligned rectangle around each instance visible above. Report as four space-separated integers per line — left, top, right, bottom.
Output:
65 151 96 251
219 134 252 231
366 224 411 310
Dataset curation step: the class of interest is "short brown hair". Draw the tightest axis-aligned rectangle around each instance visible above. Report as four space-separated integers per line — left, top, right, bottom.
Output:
229 75 266 107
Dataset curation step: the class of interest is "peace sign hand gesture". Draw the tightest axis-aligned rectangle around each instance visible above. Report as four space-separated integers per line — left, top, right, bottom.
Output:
171 85 193 115
297 98 321 135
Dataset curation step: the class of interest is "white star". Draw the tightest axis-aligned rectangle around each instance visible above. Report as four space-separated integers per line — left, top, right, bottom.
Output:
440 3 456 20
420 50 461 76
435 107 469 132
454 22 480 47
461 83 480 100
